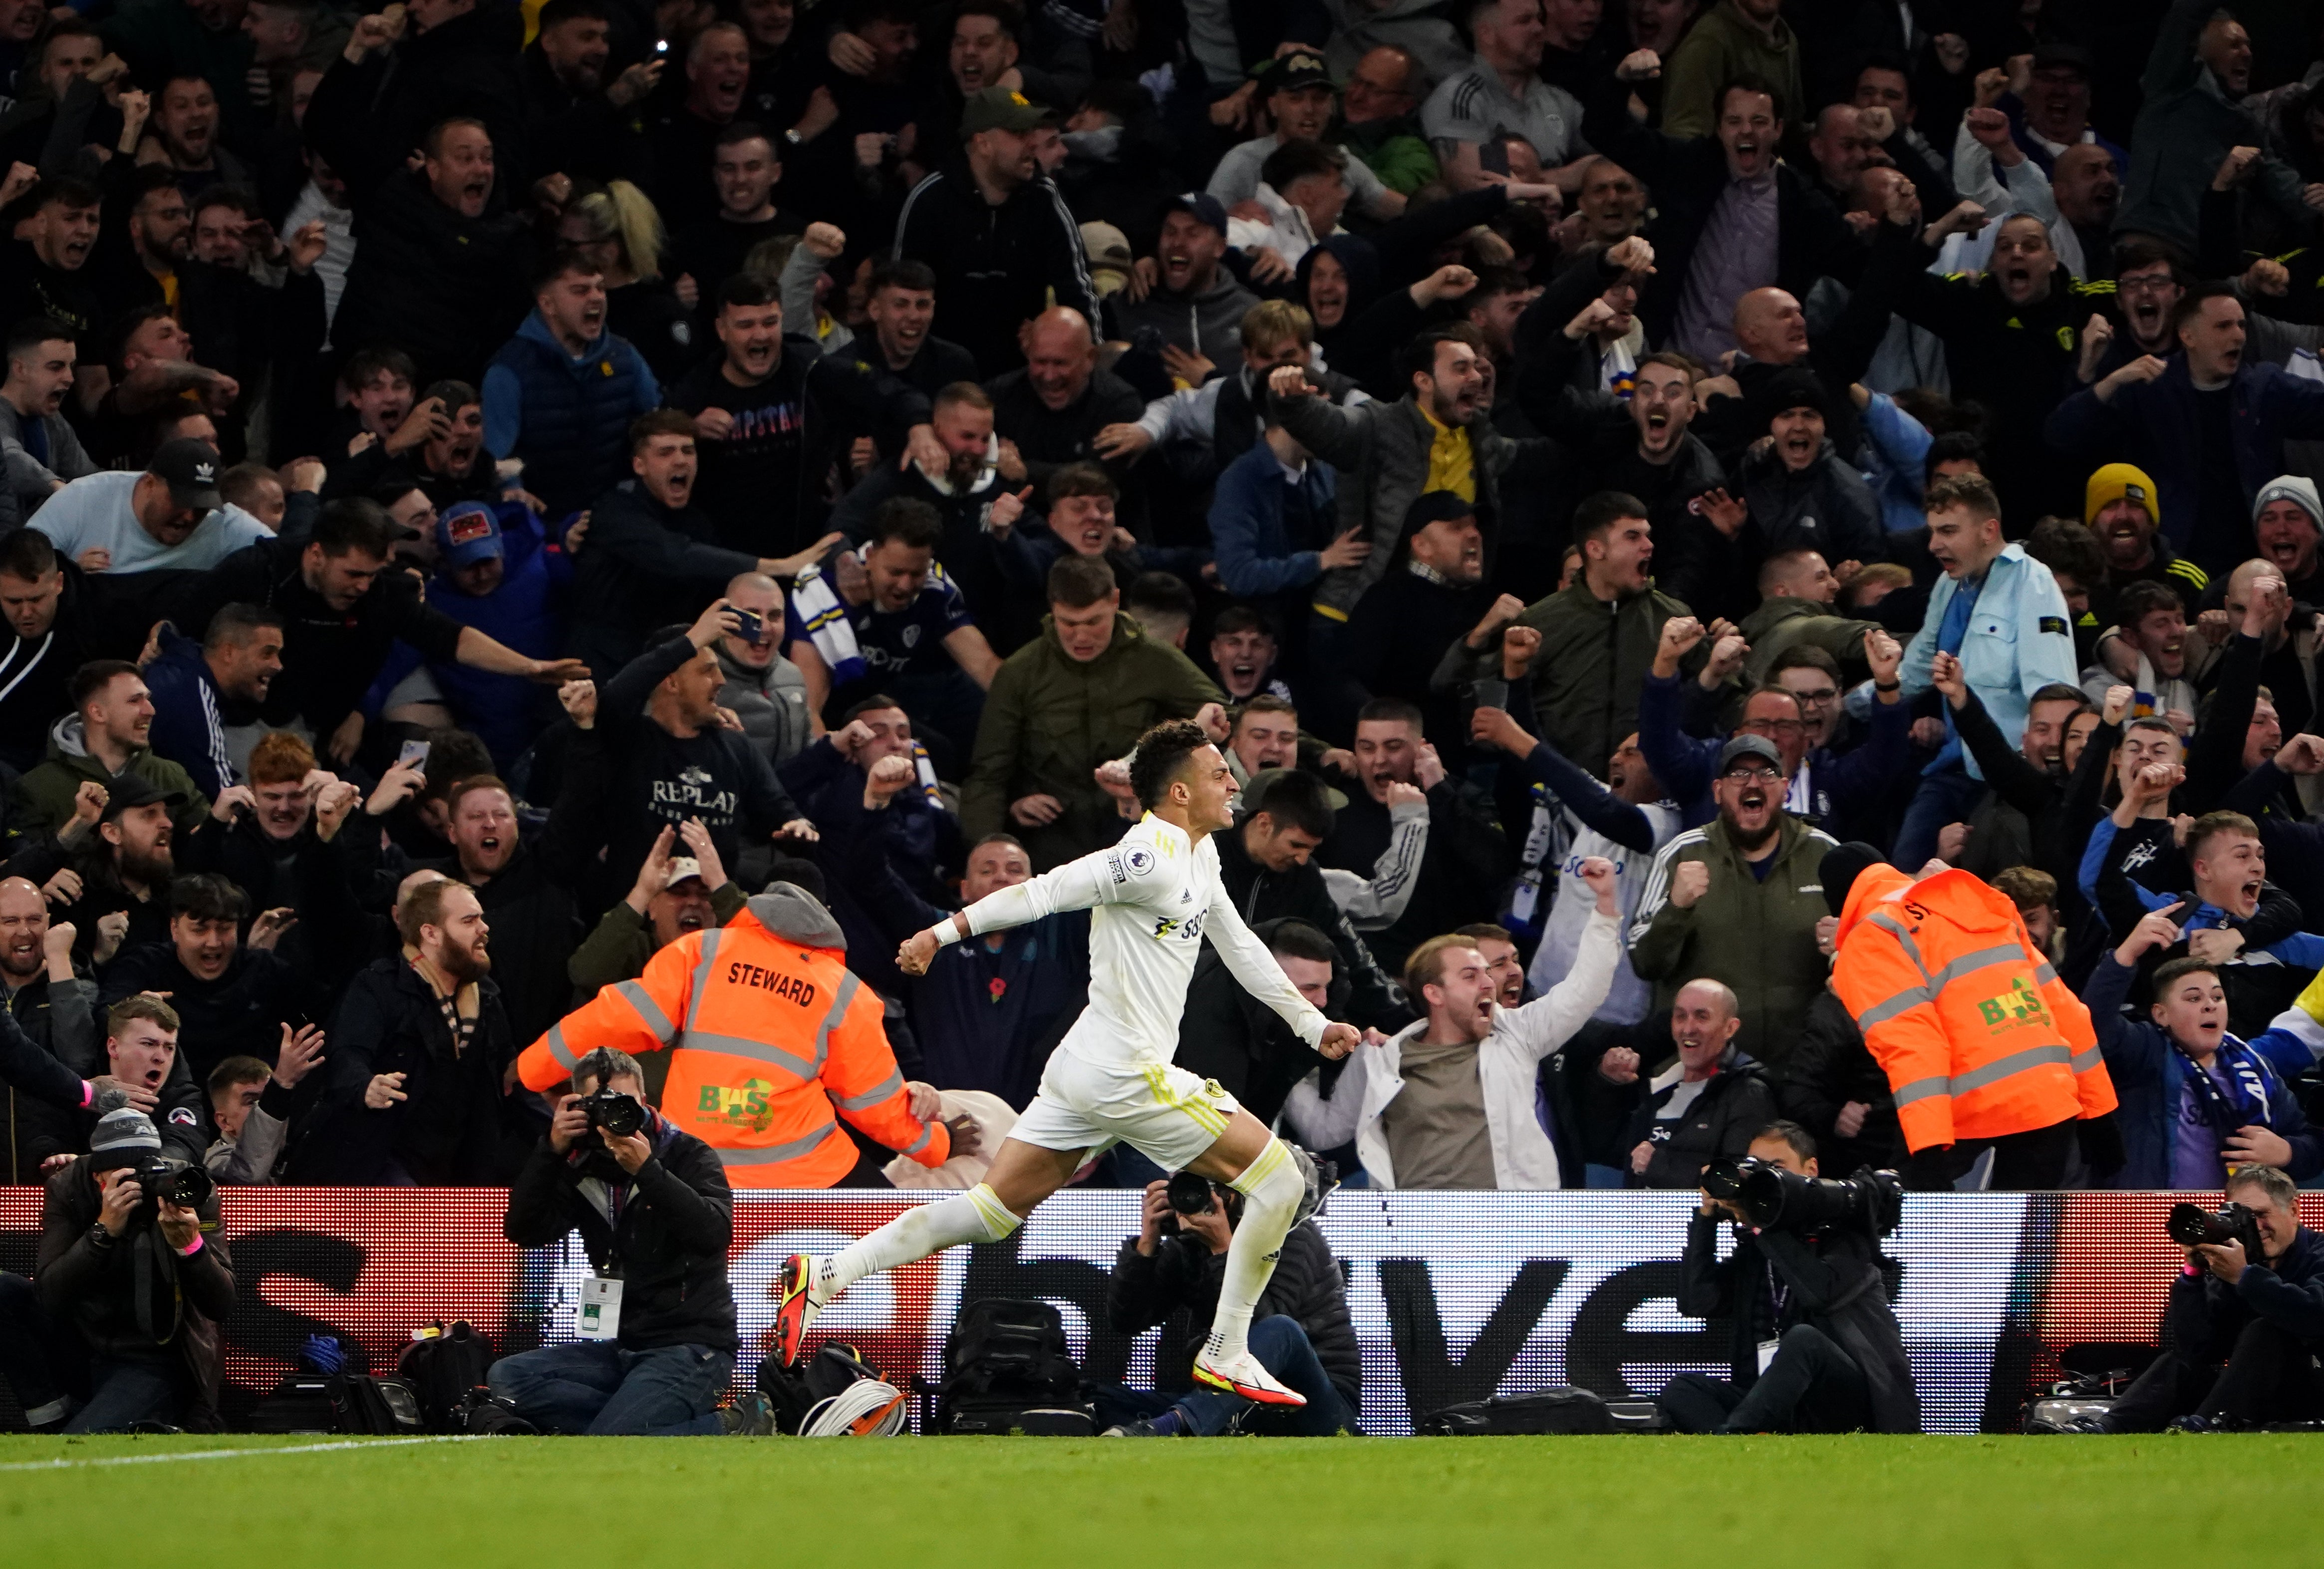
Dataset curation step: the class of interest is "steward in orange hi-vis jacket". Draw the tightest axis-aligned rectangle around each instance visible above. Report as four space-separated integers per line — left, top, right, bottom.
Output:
518 883 949 1187
1825 846 2115 1191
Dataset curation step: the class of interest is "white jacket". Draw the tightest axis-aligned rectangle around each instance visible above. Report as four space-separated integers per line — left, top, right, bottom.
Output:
1283 909 1620 1189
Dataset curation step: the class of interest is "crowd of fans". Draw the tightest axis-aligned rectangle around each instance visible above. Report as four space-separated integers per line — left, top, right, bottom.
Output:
0 0 2324 1213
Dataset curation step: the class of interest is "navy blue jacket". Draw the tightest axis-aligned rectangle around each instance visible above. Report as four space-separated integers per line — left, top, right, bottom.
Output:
2045 356 2324 574
141 627 238 800
1635 670 1912 838
2080 952 2323 1188
483 310 662 521
1208 439 1338 602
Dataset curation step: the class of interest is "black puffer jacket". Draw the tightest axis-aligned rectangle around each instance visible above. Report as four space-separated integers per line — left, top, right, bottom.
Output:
1776 990 1907 1176
1622 1047 1779 1190
37 1155 235 1429
503 1111 737 1353
1107 1220 1360 1414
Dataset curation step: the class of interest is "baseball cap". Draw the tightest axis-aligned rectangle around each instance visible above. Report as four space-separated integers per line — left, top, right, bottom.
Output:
101 773 188 820
438 501 505 568
961 85 1049 135
1401 489 1476 543
1717 734 1784 774
148 437 223 512
2084 462 2158 527
2031 41 2093 75
1080 221 1133 297
664 856 707 889
1261 49 1332 93
1162 190 1229 236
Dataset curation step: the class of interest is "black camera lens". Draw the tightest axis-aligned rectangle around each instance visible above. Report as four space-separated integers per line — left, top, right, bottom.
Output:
582 1090 646 1138
1164 1170 1216 1216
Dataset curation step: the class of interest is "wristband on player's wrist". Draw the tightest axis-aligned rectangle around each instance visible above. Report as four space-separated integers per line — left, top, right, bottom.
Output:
929 921 964 948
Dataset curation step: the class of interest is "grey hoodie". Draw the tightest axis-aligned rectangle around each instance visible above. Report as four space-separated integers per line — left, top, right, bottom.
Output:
746 881 847 951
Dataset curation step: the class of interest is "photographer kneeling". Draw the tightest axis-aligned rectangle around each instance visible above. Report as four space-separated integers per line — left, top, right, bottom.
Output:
0 1104 232 1432
1657 1121 1922 1434
490 1048 758 1435
1099 1171 1360 1436
2077 1164 2324 1433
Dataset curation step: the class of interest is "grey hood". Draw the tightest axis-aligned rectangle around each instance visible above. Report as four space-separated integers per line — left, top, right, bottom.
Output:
746 882 847 951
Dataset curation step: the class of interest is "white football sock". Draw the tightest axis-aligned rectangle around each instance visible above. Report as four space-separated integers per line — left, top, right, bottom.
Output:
1205 1140 1303 1364
825 1182 1021 1294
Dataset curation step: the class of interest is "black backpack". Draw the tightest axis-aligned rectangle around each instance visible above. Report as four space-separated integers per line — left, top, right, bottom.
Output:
395 1321 497 1432
930 1298 1093 1436
1416 1388 1614 1436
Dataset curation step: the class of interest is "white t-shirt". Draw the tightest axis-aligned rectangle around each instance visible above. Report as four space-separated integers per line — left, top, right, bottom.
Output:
949 811 1326 1068
31 470 271 574
1208 134 1394 219
1421 67 1588 165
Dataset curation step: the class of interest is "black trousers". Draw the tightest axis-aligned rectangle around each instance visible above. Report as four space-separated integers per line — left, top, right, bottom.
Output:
1658 1324 1873 1434
1905 1118 2078 1192
2107 1318 2324 1431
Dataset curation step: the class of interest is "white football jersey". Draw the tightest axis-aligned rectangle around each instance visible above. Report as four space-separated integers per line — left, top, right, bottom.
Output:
950 813 1326 1068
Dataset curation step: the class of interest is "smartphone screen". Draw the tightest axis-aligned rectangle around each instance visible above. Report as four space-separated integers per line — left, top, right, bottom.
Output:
398 740 430 770
1477 139 1511 177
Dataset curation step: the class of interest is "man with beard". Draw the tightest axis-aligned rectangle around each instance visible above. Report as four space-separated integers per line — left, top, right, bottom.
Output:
482 252 662 525
1273 326 1531 651
141 605 282 799
294 876 515 1184
1640 615 1909 839
1857 200 2115 520
100 873 321 1085
54 776 190 970
646 21 750 233
1316 697 1509 977
1285 861 1621 1190
667 271 932 559
520 0 657 187
987 308 1144 496
833 383 1047 653
2050 145 2121 279
1615 977 1778 1188
179 498 586 766
1893 474 2079 868
1630 736 1839 1065
419 776 585 1055
1109 196 1257 378
893 87 1101 378
2049 287 2324 580
2082 461 2209 622
0 875 122 1181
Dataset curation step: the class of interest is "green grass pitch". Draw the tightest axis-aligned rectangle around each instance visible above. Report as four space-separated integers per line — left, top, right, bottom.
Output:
3 1432 2319 1567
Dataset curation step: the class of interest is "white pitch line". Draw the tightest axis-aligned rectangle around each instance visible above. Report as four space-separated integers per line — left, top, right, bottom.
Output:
0 1435 483 1472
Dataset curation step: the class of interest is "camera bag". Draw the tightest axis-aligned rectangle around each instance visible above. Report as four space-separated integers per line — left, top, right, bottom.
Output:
330 1374 426 1435
930 1298 1094 1436
756 1343 889 1434
1416 1388 1615 1436
2022 1371 2132 1434
395 1321 497 1432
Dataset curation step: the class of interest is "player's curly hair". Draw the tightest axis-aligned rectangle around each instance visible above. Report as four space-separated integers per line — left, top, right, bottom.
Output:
1129 718 1212 810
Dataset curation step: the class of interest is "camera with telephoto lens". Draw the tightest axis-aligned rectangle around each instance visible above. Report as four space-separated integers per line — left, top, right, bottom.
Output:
2167 1200 2266 1262
1700 1157 1903 1237
580 1089 646 1138
128 1154 213 1212
1157 1169 1223 1238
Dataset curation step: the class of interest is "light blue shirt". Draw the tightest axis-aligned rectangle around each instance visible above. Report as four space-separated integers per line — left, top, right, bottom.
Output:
30 470 271 574
1899 542 2080 780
